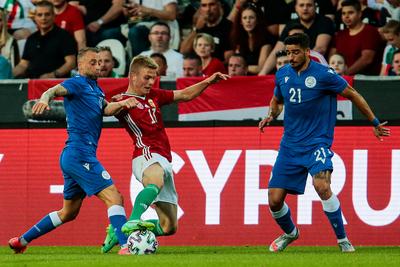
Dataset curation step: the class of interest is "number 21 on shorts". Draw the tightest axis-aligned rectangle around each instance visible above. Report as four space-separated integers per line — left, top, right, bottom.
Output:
313 147 332 164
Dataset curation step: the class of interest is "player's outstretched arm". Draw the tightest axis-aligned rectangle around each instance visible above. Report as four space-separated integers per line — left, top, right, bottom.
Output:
32 84 68 115
103 97 139 116
173 72 230 102
340 85 390 141
259 95 283 133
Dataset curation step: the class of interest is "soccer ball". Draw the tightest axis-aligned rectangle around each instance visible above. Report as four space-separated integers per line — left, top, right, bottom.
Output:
127 229 158 255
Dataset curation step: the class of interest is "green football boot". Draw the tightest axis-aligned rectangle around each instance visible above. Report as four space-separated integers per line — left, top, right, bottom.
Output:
121 219 155 235
101 224 119 253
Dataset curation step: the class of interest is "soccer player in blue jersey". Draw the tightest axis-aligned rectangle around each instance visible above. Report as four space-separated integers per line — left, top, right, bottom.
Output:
8 47 139 255
259 33 390 253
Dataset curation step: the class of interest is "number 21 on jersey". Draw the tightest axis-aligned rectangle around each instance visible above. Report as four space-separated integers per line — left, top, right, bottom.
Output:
289 88 302 103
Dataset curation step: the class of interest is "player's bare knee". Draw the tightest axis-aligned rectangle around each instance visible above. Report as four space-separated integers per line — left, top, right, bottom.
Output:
58 209 79 223
268 191 284 211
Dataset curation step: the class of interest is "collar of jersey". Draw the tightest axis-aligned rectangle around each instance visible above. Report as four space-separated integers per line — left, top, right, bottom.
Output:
122 92 146 100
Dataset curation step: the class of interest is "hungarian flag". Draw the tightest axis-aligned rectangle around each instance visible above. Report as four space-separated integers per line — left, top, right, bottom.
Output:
177 76 353 121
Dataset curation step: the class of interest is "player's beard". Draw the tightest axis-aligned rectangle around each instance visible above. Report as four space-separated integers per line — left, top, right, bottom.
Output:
86 72 98 80
290 54 308 71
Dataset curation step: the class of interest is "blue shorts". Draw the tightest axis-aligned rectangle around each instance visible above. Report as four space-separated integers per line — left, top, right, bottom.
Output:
269 144 334 195
59 146 114 200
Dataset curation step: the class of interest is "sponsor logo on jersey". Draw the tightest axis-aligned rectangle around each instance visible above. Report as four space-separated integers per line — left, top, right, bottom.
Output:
102 170 111 180
305 76 317 88
328 68 336 74
83 163 90 171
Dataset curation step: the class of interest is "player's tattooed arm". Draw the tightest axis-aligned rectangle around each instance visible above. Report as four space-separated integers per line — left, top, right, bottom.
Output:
259 95 283 132
32 85 68 115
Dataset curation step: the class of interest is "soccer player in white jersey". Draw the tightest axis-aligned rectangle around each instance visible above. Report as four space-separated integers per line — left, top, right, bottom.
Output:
258 33 390 252
101 55 229 253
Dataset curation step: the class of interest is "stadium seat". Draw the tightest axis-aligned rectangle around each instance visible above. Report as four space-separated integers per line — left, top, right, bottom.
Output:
97 39 127 76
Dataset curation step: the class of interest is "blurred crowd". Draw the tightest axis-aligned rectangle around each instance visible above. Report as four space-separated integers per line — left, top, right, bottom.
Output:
0 0 400 80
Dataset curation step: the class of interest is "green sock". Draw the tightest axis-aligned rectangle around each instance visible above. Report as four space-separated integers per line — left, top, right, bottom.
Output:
146 219 165 236
129 184 160 221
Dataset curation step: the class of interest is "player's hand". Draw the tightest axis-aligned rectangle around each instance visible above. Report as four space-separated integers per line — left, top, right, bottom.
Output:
32 100 50 115
258 116 274 133
111 93 123 102
373 121 390 141
120 97 139 110
205 72 230 85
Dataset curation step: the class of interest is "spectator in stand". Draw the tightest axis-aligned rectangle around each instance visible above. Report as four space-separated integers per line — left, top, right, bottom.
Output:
0 0 36 42
330 0 385 75
227 53 248 76
0 54 12 78
227 2 274 74
329 52 348 74
0 8 19 68
140 22 183 78
122 0 179 58
389 49 400 74
51 0 86 50
289 0 337 20
13 1 76 78
98 46 121 78
367 0 400 23
275 50 289 70
150 52 167 76
69 0 126 47
180 0 232 62
182 53 203 77
335 0 382 30
193 32 226 76
227 0 291 38
380 20 400 75
259 0 335 75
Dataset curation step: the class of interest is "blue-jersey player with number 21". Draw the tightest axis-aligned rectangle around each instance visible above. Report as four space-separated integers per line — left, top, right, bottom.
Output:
258 33 390 253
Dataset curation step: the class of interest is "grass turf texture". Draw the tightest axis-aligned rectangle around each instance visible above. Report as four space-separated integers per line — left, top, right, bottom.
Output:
1 246 399 267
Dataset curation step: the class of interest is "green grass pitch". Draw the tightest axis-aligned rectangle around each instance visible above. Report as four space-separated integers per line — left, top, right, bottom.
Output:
1 246 399 267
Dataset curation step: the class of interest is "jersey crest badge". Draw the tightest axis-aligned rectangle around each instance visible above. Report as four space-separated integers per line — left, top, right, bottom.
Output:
136 103 144 109
305 76 317 88
102 170 111 180
148 99 156 108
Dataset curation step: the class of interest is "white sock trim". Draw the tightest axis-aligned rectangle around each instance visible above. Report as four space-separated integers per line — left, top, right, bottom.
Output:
270 202 289 219
20 237 28 246
337 237 349 243
49 211 63 227
321 194 340 213
107 205 126 218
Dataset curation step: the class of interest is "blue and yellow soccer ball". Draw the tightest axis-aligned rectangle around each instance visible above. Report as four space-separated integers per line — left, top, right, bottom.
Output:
127 229 158 255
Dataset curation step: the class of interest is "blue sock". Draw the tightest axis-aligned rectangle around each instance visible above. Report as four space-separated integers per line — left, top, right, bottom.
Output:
270 202 296 235
322 194 346 239
22 211 63 243
108 205 128 246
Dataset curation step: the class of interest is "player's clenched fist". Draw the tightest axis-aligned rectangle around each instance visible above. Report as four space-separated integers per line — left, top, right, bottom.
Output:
120 97 139 110
32 101 50 115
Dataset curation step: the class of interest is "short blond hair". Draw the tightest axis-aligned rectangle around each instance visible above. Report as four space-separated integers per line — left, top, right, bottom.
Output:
129 55 158 74
193 33 215 51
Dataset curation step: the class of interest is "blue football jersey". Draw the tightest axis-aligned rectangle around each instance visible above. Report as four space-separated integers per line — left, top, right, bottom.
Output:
61 75 105 150
274 61 348 149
